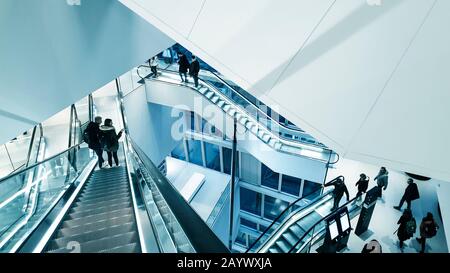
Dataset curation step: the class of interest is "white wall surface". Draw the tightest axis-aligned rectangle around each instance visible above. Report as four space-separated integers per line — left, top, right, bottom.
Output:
121 0 450 182
0 0 173 144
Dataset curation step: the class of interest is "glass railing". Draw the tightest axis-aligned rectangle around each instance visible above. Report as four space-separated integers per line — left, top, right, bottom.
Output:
206 181 231 227
288 189 371 253
0 143 93 253
125 135 229 253
246 187 333 253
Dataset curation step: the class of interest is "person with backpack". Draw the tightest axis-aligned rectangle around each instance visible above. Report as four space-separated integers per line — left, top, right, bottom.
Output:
99 119 124 168
374 167 389 199
355 173 370 202
394 178 420 211
416 212 439 253
83 116 104 168
178 52 190 83
324 176 350 211
396 208 415 249
189 55 200 88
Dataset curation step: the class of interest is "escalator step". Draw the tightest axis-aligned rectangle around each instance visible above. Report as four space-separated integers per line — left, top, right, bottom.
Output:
63 207 133 227
98 242 140 253
275 240 290 253
56 214 135 237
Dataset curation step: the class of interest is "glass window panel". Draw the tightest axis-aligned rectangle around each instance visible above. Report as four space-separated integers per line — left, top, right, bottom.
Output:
241 218 257 230
261 163 279 190
259 224 269 233
264 195 289 221
240 187 261 216
186 138 203 166
204 142 221 171
171 141 186 161
281 174 301 196
223 147 239 175
235 231 247 247
302 180 322 200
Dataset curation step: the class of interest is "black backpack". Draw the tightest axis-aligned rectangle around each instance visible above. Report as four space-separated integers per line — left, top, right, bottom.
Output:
405 218 417 237
423 220 437 238
83 127 91 144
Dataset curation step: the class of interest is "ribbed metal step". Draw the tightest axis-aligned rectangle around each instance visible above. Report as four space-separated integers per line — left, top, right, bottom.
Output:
69 201 131 219
98 242 140 253
48 222 136 250
72 196 131 211
64 207 133 227
77 191 130 203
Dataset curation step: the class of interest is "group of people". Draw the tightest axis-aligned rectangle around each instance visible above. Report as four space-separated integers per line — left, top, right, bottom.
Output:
177 53 200 87
148 52 201 88
84 116 124 168
324 167 439 253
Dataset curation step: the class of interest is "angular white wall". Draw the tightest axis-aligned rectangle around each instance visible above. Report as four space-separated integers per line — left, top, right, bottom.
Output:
121 0 450 182
0 0 173 145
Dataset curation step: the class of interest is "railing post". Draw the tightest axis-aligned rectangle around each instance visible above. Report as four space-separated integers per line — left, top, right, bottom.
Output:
228 117 238 250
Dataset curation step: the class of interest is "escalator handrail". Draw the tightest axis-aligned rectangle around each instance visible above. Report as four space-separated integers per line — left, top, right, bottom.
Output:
247 175 344 253
127 136 230 253
287 186 373 253
137 64 324 146
138 65 334 155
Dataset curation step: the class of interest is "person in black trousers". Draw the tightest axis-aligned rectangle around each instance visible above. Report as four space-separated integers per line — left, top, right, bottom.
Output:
99 119 124 167
178 53 190 83
355 173 369 202
189 55 200 88
324 176 349 211
394 178 420 211
84 116 104 168
396 209 415 249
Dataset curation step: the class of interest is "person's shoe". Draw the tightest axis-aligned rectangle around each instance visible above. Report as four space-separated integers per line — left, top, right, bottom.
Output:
393 206 401 211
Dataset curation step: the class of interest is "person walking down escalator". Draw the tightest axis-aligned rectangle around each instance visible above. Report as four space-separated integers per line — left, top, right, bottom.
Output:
99 119 124 168
178 53 190 83
396 209 416 250
189 55 200 88
324 177 349 211
374 167 389 200
416 212 439 253
83 116 104 168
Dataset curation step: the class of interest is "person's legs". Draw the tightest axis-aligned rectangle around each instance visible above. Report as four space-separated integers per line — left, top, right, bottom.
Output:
107 152 113 167
94 148 104 168
113 152 119 166
194 74 199 87
406 200 412 210
421 238 426 253
179 72 185 82
151 66 156 77
399 240 404 249
395 195 406 210
184 72 188 83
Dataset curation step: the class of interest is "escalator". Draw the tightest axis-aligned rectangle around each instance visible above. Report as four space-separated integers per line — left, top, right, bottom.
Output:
245 176 365 253
0 90 229 253
44 166 140 253
137 66 339 164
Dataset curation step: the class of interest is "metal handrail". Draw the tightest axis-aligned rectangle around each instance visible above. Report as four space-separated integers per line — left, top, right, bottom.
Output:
137 66 337 157
128 136 230 253
246 176 344 253
287 188 370 253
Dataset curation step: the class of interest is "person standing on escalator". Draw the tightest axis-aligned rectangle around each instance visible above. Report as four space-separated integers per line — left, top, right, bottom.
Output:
83 116 104 168
189 55 200 88
178 52 190 83
374 167 389 199
99 119 124 168
324 176 350 211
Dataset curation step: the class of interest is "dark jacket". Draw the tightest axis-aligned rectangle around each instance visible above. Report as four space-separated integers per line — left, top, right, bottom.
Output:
99 125 123 152
403 183 420 201
325 179 349 200
356 178 369 193
374 170 389 189
189 60 200 76
178 55 190 73
420 217 438 238
85 122 101 150
397 213 414 241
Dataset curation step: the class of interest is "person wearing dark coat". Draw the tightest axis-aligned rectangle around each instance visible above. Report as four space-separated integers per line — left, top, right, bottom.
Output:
84 116 104 168
394 178 420 211
355 173 369 201
324 176 350 211
99 119 123 167
374 167 389 198
416 212 439 253
396 209 415 249
189 55 200 88
178 53 190 83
